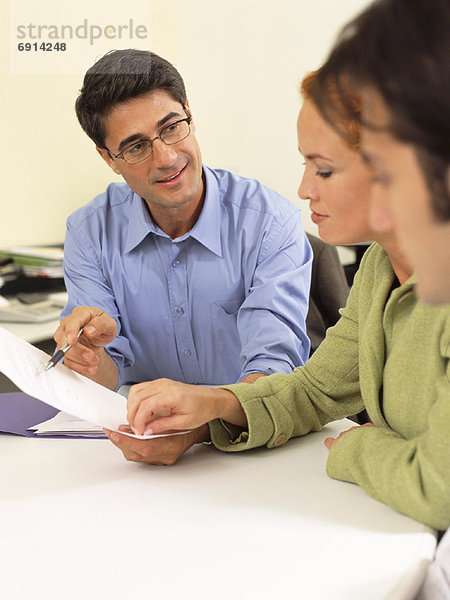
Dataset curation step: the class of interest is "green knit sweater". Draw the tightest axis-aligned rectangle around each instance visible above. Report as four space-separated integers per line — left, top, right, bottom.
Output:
211 243 450 530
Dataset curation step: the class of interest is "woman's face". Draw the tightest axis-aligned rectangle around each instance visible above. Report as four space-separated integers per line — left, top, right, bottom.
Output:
361 89 450 305
297 99 375 245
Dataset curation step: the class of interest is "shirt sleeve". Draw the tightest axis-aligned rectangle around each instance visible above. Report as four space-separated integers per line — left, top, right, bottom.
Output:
210 262 365 449
326 332 450 531
237 211 313 381
61 220 134 388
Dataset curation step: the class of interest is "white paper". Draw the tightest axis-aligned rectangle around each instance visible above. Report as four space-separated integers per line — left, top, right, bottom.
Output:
0 326 180 440
28 411 106 437
28 411 106 438
28 411 187 440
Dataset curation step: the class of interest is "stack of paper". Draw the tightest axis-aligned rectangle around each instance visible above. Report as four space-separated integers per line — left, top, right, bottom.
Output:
28 412 106 437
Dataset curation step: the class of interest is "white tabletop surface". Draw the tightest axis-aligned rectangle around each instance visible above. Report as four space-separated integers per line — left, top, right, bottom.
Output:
0 419 435 600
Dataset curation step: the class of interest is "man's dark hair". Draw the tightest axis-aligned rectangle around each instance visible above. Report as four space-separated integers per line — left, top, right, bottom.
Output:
75 49 187 148
310 0 450 221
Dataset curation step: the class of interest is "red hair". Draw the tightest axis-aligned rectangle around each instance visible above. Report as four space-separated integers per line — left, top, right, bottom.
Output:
300 69 362 150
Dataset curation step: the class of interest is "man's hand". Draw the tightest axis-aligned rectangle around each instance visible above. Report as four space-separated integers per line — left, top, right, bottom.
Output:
324 422 374 450
126 378 247 437
104 425 210 466
54 306 118 388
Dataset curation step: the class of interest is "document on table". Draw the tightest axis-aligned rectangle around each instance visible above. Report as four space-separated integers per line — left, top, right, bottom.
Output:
0 326 179 440
28 411 106 437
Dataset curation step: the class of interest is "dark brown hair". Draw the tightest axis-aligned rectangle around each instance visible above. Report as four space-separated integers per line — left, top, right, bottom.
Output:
75 49 187 148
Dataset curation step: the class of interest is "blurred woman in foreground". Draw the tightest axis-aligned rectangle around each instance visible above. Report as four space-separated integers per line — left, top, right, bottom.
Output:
307 0 450 596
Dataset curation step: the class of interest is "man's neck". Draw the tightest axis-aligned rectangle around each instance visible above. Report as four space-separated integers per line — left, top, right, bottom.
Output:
151 199 205 239
144 172 206 239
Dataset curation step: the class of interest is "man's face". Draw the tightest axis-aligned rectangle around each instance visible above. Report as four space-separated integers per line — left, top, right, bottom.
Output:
361 89 450 305
97 89 204 219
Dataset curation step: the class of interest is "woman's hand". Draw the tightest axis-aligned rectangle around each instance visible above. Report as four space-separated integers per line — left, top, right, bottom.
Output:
127 378 247 436
324 422 374 450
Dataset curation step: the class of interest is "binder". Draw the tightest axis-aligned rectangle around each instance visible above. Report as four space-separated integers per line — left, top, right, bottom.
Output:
0 392 104 439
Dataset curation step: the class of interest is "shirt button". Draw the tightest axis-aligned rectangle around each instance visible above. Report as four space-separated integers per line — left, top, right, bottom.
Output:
183 349 192 357
176 307 184 315
172 259 180 267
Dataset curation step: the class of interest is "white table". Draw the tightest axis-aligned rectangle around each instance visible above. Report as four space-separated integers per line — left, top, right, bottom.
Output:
0 420 435 600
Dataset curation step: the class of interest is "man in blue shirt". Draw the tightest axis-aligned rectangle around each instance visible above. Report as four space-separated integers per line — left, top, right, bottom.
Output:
56 49 312 463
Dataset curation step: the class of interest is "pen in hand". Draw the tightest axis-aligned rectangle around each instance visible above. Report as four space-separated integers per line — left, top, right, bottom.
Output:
45 328 84 371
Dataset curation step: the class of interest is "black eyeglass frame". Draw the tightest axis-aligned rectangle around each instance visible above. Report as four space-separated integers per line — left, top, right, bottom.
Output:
105 108 192 165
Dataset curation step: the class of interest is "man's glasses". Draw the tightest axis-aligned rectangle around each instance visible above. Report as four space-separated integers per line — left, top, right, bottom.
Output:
106 111 192 165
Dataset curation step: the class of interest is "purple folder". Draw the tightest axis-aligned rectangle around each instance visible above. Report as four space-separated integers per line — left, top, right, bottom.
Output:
0 392 105 439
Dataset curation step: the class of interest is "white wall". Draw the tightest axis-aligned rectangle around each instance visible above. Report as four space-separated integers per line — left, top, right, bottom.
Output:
1 0 371 247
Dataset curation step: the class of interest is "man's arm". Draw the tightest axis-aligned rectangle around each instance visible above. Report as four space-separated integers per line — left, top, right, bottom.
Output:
61 218 134 388
237 212 313 379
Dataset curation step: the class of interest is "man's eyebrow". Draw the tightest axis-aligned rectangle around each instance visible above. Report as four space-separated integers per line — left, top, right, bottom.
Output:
117 133 146 152
117 111 183 152
156 111 183 129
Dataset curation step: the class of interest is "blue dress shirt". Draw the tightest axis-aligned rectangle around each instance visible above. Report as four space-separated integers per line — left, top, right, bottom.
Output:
62 166 312 386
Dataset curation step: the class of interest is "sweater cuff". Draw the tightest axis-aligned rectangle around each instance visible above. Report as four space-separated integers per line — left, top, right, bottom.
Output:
209 383 276 451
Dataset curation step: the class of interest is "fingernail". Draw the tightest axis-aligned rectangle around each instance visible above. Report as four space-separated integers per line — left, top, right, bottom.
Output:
144 427 153 436
110 433 120 443
85 326 95 335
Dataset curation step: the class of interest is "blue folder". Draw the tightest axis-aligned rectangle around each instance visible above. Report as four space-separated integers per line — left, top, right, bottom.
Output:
0 392 105 439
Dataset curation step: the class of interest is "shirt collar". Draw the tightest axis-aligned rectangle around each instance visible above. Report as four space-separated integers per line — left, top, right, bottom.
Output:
124 191 161 254
187 166 222 257
124 166 222 257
